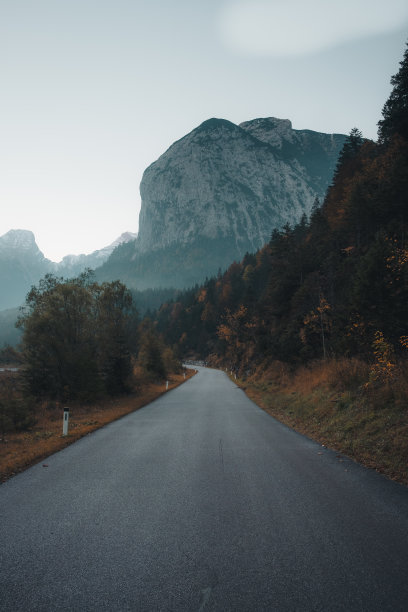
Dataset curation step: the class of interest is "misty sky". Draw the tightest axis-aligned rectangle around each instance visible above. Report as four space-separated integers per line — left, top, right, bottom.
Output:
1 0 407 262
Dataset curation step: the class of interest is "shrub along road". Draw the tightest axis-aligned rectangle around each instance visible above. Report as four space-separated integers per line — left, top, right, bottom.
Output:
1 367 408 611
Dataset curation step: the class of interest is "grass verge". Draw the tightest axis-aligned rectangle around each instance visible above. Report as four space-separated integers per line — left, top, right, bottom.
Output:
0 370 196 483
236 358 408 487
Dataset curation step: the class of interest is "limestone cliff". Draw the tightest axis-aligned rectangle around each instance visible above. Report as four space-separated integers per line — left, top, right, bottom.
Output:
136 117 345 256
98 117 346 290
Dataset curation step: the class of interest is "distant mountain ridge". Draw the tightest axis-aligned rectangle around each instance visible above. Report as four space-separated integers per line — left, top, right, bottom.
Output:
98 116 346 289
0 230 137 310
54 231 137 276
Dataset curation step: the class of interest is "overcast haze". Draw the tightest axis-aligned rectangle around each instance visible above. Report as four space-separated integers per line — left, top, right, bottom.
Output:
1 0 407 262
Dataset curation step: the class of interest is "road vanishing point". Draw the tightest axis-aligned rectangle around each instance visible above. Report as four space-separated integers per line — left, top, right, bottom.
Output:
1 366 408 611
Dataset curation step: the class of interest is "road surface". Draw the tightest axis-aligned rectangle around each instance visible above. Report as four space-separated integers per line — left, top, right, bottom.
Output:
1 367 408 611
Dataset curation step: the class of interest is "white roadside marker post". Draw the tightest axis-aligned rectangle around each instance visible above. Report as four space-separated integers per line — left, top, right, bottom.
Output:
166 380 169 390
63 407 69 436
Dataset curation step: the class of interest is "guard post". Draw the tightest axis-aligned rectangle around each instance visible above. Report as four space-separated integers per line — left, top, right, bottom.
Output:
63 407 69 436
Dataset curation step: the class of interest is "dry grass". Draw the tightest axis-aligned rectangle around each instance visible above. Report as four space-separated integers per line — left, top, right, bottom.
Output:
239 358 408 486
0 370 196 483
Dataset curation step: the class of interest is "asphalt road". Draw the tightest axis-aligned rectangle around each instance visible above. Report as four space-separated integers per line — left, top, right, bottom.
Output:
1 367 408 611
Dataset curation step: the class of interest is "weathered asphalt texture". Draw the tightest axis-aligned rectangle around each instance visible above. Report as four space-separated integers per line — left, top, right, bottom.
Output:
1 367 408 611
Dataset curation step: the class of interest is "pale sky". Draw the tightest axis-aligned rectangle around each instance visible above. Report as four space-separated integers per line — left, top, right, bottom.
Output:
1 0 407 262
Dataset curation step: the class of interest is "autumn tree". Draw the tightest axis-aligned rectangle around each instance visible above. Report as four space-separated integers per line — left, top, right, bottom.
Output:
217 305 257 368
301 294 332 360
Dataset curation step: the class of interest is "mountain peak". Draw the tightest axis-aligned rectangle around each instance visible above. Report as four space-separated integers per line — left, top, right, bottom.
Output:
195 118 238 133
56 232 138 271
0 229 39 252
109 232 138 249
240 117 292 130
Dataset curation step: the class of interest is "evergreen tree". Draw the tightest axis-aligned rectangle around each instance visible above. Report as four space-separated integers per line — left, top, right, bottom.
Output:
93 281 135 395
137 320 166 380
378 42 408 144
335 127 364 168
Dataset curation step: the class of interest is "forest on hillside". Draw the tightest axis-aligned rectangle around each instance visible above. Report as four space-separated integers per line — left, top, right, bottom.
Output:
154 43 408 377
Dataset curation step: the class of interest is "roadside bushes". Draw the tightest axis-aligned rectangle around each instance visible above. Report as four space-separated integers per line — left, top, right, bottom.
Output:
0 345 22 365
0 373 35 437
137 319 182 381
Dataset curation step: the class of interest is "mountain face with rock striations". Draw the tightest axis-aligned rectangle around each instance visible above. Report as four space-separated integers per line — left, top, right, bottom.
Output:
138 117 345 255
99 117 346 289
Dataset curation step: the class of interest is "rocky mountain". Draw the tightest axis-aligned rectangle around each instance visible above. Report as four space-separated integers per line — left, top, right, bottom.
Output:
0 230 50 311
99 117 346 289
54 232 137 277
0 230 136 311
138 117 345 254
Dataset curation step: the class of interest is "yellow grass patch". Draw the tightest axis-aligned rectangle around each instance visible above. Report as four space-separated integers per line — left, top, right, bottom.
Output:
237 359 408 486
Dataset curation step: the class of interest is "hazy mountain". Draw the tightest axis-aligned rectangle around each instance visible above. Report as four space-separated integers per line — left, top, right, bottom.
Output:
0 307 22 346
0 230 51 311
54 232 137 277
99 117 346 289
0 230 136 311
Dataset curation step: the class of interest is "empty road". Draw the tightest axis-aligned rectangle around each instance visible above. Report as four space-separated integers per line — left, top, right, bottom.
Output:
1 367 408 611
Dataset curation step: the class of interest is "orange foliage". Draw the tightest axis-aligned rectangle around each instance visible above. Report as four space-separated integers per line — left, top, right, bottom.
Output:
197 288 207 303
